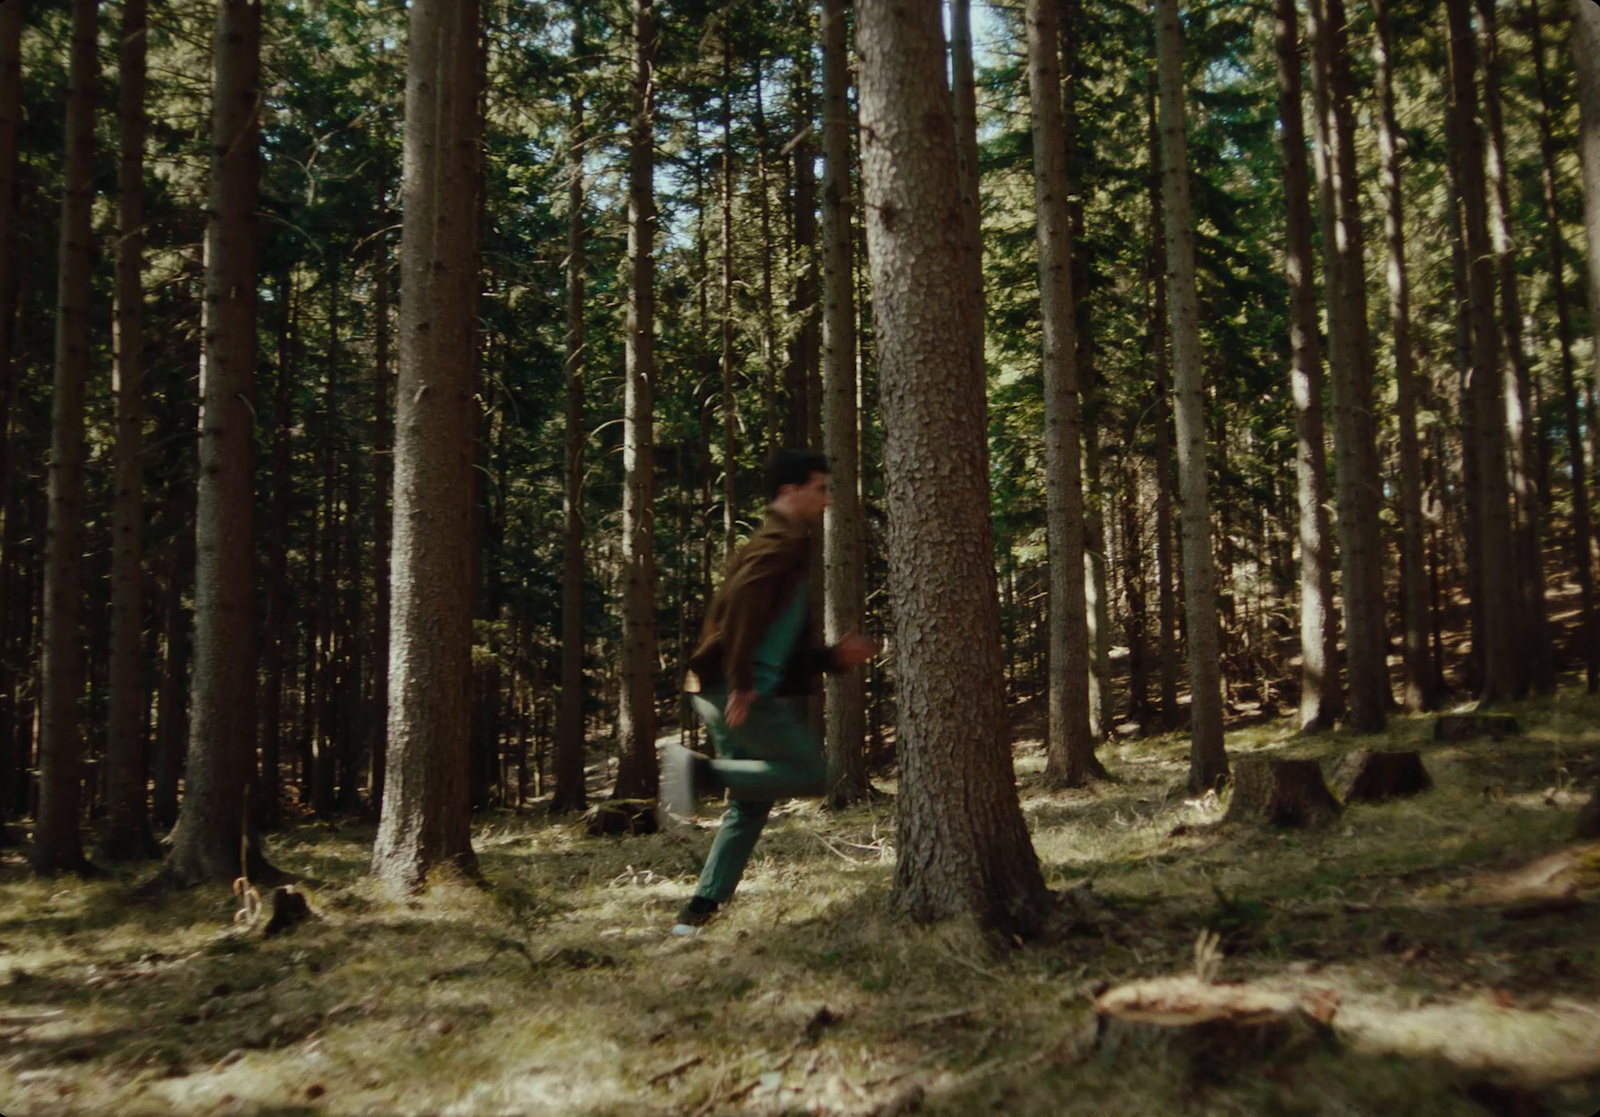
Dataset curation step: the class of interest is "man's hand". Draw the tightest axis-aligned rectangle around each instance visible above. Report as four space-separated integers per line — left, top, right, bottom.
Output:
724 688 757 729
835 633 881 671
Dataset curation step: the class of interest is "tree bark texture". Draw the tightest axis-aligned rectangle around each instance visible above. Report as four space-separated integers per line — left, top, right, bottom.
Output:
1308 0 1389 731
101 0 157 860
611 0 659 801
33 0 99 875
856 0 1050 936
951 0 985 364
820 0 869 808
554 8 588 815
1274 0 1339 732
1373 0 1435 714
371 0 483 889
1154 0 1228 789
1448 0 1517 706
1029 0 1100 787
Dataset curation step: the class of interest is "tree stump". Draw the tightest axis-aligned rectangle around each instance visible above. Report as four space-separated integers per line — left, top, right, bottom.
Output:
1093 976 1332 1083
262 886 312 937
1223 758 1340 828
1578 785 1600 841
1334 750 1432 803
581 799 660 837
1433 713 1520 742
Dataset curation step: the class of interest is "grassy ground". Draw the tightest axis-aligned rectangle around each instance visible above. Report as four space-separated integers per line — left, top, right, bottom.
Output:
3 692 1600 1116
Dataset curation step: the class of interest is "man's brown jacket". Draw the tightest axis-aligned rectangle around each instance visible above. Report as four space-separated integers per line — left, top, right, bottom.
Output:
685 510 841 696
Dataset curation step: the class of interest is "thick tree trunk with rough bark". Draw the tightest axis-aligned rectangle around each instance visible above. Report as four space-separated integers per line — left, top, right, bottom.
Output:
99 0 156 861
554 10 588 815
33 0 99 875
1275 0 1339 732
370 0 482 889
821 0 869 809
1308 0 1389 731
1448 0 1516 706
857 0 1050 936
167 0 270 885
951 0 984 358
611 0 658 801
1154 0 1227 790
1373 0 1435 714
1029 0 1101 787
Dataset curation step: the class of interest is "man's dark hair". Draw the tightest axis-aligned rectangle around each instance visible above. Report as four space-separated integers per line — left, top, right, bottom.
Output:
765 448 829 502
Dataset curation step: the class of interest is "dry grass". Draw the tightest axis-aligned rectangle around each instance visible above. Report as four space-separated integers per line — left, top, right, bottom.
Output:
4 692 1600 1116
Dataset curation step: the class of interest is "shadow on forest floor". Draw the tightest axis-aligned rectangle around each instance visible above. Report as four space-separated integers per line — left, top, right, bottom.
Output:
3 691 1600 1115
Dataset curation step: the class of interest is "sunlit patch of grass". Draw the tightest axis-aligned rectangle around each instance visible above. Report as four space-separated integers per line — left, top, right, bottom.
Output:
2 691 1599 1113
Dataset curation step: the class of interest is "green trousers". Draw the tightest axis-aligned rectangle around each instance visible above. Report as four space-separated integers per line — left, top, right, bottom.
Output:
690 688 827 904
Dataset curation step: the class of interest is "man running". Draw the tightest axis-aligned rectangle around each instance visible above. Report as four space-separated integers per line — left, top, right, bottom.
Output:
661 448 877 935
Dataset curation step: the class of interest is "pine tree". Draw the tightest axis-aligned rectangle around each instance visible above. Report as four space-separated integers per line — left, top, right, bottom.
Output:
32 0 99 876
857 0 1050 935
1154 0 1227 789
371 0 483 889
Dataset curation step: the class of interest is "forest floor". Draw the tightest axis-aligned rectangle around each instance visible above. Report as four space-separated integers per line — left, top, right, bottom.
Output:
4 694 1600 1116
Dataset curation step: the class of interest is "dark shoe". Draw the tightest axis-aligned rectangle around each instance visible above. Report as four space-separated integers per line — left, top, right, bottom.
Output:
659 742 713 819
671 895 720 937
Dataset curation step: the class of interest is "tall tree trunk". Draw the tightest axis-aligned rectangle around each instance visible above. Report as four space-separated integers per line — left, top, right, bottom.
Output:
554 6 588 814
857 0 1050 936
1447 0 1517 706
33 0 99 875
370 238 392 811
821 0 869 808
1154 0 1228 789
1147 69 1179 729
0 0 21 822
1534 0 1594 690
1308 0 1389 731
610 0 658 801
1274 0 1339 731
99 0 156 860
721 33 738 562
792 41 821 450
1480 0 1550 694
371 0 482 889
167 0 271 885
1373 0 1435 713
258 271 292 830
1576 0 1600 525
1030 0 1101 787
1060 0 1109 739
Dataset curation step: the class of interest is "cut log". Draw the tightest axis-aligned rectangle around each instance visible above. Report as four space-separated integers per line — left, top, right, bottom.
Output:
1577 785 1600 840
1433 713 1520 741
581 799 660 837
1094 975 1332 1082
1223 758 1340 828
1334 749 1432 803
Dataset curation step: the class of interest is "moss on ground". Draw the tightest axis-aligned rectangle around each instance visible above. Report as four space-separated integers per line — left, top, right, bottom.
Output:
2 692 1600 1115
